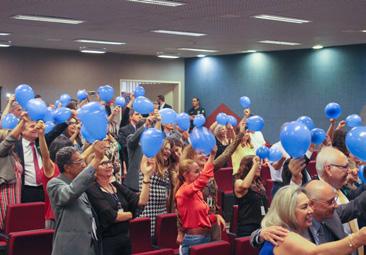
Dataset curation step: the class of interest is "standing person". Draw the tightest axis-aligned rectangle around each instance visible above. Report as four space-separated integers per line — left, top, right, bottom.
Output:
87 155 153 255
47 141 107 255
0 114 26 230
188 97 205 130
176 146 225 255
234 156 268 237
157 95 172 110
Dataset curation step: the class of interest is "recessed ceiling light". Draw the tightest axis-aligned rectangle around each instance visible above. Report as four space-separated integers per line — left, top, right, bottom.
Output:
253 14 310 24
157 55 180 59
242 50 257 53
361 30 366 33
0 32 10 36
127 0 185 7
312 45 324 50
259 40 301 46
80 49 106 54
12 15 84 24
178 48 218 53
0 43 11 47
152 30 206 37
75 39 126 45
197 54 206 58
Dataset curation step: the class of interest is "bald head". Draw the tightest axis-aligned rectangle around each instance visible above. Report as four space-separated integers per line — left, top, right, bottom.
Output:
305 180 334 200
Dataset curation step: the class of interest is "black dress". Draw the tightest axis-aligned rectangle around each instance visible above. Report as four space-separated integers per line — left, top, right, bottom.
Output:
235 182 268 237
87 181 139 255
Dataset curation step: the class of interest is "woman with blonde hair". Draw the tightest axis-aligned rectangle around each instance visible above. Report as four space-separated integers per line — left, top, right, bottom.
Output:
231 130 256 175
175 146 225 255
260 185 366 255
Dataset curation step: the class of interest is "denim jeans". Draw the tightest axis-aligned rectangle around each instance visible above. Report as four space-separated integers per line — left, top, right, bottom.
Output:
180 234 211 255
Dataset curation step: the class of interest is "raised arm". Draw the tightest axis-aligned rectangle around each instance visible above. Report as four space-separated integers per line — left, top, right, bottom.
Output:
36 121 55 178
234 156 260 197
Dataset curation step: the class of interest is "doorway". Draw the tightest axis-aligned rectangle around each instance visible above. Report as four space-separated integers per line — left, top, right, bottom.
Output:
120 79 182 112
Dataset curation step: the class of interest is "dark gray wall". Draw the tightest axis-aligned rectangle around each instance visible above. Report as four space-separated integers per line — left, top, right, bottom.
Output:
0 47 184 109
185 44 366 143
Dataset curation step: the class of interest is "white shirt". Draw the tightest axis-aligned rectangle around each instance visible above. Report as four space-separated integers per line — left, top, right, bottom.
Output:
268 141 289 182
249 131 266 151
22 138 43 186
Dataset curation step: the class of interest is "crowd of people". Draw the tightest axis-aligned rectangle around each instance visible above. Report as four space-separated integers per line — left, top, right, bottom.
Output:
1 90 366 255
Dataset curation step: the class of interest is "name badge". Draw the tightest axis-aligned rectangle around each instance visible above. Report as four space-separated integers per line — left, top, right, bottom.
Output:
261 206 266 216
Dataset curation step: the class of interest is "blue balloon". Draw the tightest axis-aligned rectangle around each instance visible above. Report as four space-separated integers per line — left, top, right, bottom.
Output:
346 114 362 128
26 99 48 121
216 113 228 125
45 121 56 134
60 94 72 107
140 128 164 157
159 108 177 125
55 100 61 108
98 85 114 102
268 147 283 162
228 115 238 127
256 146 269 159
133 96 154 115
15 84 35 108
78 102 108 141
240 96 251 109
190 127 216 155
280 121 311 158
43 107 54 122
346 126 366 161
176 113 190 131
297 116 315 131
81 126 97 144
324 102 342 119
2 114 19 129
53 107 72 124
76 90 88 101
115 96 126 107
311 128 326 145
193 114 206 127
247 115 264 132
358 165 366 183
134 85 145 97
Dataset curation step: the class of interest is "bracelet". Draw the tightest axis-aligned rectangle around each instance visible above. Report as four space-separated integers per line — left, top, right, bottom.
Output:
143 180 151 184
347 234 355 248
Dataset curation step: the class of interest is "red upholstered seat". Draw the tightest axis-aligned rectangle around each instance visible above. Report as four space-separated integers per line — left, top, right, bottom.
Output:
230 205 238 234
155 213 179 254
190 240 231 255
7 229 54 255
130 217 153 254
235 236 259 255
5 202 45 233
0 202 45 251
134 248 174 255
214 167 233 193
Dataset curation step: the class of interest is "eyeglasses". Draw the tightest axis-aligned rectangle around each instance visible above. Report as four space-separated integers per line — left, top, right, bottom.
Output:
312 195 338 206
329 163 349 171
69 159 84 165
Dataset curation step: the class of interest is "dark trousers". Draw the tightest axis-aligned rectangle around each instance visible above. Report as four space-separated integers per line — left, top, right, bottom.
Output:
271 181 284 198
102 234 131 255
237 223 261 237
21 185 45 203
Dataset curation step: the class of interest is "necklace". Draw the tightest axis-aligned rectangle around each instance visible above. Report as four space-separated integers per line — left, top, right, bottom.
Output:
99 183 122 210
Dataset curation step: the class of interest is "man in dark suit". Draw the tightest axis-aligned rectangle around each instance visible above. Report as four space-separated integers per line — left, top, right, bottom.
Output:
157 95 172 110
15 119 68 203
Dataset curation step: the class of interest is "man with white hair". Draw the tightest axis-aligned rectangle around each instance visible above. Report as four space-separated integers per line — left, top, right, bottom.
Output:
316 146 366 255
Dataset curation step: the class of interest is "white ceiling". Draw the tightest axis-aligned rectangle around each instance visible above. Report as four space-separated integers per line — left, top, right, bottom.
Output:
1 0 366 57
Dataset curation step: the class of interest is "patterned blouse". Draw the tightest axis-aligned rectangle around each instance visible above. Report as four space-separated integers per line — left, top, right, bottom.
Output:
138 170 170 236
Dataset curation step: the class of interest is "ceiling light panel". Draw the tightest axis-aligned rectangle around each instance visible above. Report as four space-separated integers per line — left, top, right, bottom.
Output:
127 0 185 7
259 40 301 46
0 32 10 36
152 30 206 37
253 14 310 24
80 49 106 54
157 55 180 59
12 15 84 24
178 48 218 53
75 39 125 45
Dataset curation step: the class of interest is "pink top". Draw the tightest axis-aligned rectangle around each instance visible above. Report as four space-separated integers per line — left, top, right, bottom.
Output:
175 162 214 229
42 164 60 220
